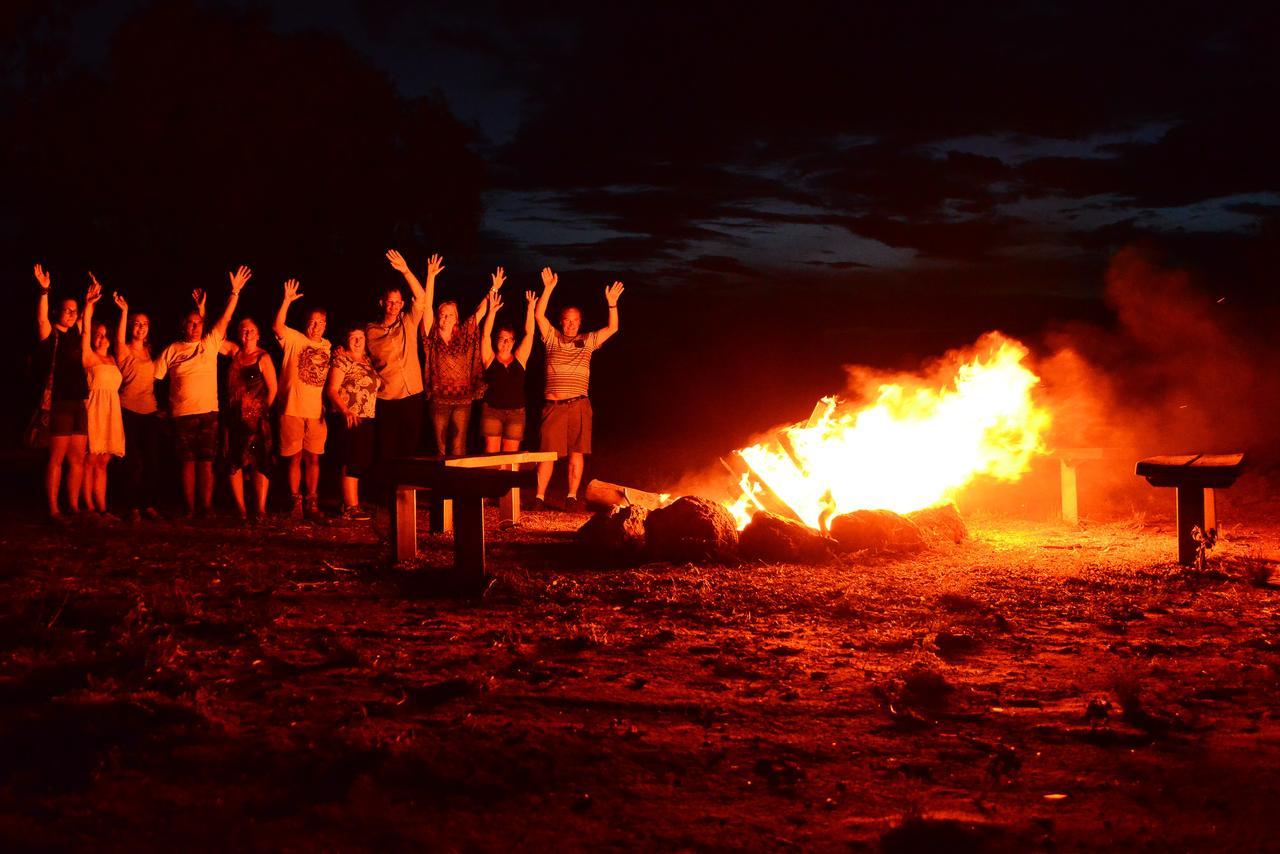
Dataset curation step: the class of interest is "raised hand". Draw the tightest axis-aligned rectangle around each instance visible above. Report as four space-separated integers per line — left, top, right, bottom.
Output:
490 266 506 294
191 288 207 314
283 278 303 303
386 249 410 274
112 291 128 311
426 253 445 278
228 265 252 295
540 267 558 290
34 264 51 290
525 289 537 307
488 290 504 314
604 281 625 306
85 276 103 306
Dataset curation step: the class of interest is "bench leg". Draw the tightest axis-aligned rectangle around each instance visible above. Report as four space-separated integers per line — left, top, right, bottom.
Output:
394 487 417 562
499 463 520 525
429 497 454 533
1175 486 1208 566
1060 458 1079 525
453 496 485 583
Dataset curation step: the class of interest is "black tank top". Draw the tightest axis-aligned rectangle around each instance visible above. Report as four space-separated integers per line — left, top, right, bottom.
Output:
483 358 526 409
39 327 89 403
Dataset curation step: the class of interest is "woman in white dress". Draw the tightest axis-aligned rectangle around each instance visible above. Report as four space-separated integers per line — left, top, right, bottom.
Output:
80 276 125 519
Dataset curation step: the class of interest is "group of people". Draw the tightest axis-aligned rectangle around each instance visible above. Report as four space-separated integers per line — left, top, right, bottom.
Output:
31 251 624 525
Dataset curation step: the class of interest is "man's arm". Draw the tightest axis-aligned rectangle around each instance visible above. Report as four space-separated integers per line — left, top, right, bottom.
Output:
534 266 557 339
274 278 302 339
210 265 251 339
34 264 52 340
192 288 206 318
480 290 501 367
516 289 537 367
592 281 624 346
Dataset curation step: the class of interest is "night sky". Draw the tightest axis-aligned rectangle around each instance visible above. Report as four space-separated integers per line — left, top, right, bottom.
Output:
5 0 1279 479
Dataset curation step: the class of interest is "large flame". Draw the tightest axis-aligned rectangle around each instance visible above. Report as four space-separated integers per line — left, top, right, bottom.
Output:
725 333 1051 529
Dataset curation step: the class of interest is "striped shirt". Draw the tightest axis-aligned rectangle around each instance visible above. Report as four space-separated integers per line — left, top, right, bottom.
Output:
543 329 600 399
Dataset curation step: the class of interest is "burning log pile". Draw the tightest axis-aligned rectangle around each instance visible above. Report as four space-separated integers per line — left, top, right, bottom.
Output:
581 333 1041 566
579 496 967 564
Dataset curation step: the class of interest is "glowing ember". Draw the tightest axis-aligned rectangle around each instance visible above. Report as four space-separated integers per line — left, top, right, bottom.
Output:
725 333 1051 529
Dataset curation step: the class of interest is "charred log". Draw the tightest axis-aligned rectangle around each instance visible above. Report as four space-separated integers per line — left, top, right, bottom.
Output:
828 509 925 553
577 505 649 557
739 510 836 564
645 496 739 562
906 504 968 544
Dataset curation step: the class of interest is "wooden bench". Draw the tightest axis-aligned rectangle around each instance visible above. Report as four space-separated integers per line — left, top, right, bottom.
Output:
384 452 558 579
1136 453 1245 565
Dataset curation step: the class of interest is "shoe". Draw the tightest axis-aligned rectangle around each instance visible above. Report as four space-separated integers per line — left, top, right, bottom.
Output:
531 496 546 511
127 508 143 523
49 512 72 528
563 496 579 513
304 497 324 522
143 507 162 521
342 504 371 522
289 494 304 521
98 512 121 525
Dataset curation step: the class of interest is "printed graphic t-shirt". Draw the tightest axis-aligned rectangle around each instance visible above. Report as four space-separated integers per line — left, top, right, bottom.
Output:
277 327 332 419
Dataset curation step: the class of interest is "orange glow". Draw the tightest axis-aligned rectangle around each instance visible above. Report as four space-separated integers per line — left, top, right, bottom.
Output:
725 333 1051 529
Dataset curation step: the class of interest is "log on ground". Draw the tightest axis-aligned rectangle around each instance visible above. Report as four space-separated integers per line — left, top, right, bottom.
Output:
645 496 739 562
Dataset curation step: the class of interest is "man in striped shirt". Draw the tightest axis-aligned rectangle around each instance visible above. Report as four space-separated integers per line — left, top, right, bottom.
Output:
533 266 624 511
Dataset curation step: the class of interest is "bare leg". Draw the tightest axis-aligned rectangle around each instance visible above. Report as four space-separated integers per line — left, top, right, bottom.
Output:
288 454 302 496
92 456 109 511
229 469 247 516
566 452 584 499
65 435 86 513
501 438 520 453
253 471 269 515
82 453 96 511
536 460 554 500
46 436 69 516
181 461 197 514
303 451 321 498
197 461 215 511
341 473 360 508
484 436 502 453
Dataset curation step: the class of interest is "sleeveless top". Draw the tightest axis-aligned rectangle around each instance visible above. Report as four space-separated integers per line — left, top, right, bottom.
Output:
483 358 526 409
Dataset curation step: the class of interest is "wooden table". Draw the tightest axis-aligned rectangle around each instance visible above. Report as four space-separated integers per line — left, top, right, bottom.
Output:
386 451 558 576
1136 453 1245 565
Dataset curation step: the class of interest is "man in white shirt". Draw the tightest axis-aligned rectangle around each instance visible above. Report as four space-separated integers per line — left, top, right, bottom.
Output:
273 278 332 521
154 265 251 517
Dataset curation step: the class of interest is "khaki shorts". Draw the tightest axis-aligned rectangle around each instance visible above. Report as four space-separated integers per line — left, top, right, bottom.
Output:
279 414 328 456
539 397 591 455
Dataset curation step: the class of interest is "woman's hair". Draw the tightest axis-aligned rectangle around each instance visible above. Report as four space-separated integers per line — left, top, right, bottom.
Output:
342 324 366 345
237 317 259 333
495 324 517 340
128 311 152 355
437 300 459 318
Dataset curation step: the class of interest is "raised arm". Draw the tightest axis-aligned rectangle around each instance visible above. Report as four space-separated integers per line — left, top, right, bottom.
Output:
480 290 502 367
516 290 537 367
211 265 251 339
191 288 206 318
470 266 504 326
112 291 130 355
534 266 557 339
593 281 624 346
274 278 302 338
81 276 102 367
385 249 427 304
35 264 52 340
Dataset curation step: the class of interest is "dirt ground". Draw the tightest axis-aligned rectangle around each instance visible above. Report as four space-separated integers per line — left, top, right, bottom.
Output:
2 475 1279 851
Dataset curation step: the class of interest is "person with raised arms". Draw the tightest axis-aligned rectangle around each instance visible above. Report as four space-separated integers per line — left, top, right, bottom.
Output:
111 290 162 522
153 265 250 519
423 267 496 456
79 275 125 521
33 263 88 523
478 286 537 452
532 267 624 511
369 250 440 462
273 278 331 522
